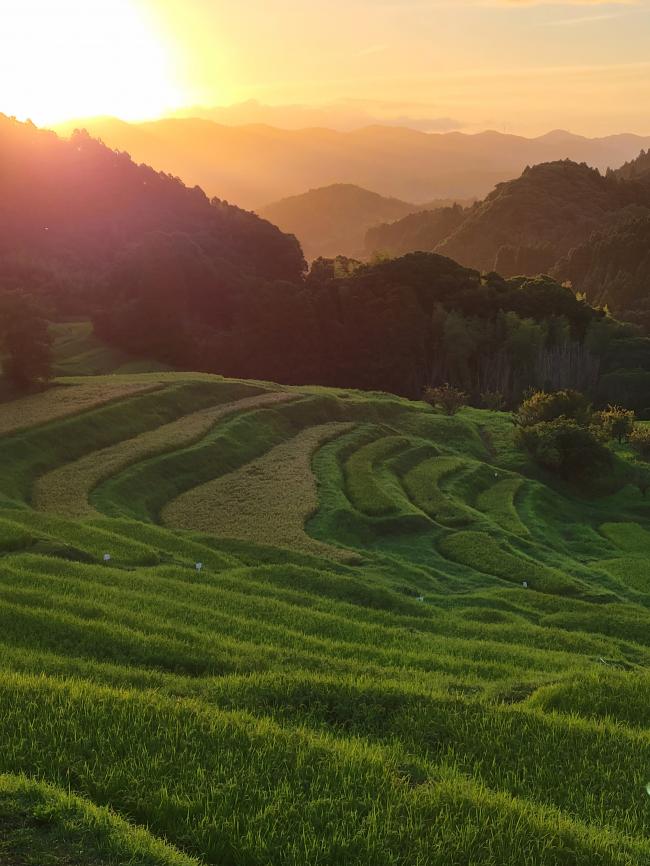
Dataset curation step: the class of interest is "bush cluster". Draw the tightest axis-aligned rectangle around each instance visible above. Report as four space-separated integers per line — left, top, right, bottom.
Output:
594 405 635 444
630 425 650 460
515 389 613 481
517 417 612 481
423 383 468 416
514 389 592 428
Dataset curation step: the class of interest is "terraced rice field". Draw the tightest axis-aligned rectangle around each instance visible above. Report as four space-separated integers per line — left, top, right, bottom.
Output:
33 389 291 518
0 371 648 865
163 421 355 560
0 380 160 436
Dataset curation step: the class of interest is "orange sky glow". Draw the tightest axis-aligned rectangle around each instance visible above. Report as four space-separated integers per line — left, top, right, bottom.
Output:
2 0 650 136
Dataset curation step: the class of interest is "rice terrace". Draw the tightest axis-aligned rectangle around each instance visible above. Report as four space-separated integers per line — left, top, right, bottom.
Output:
0 357 648 864
3 3 650 861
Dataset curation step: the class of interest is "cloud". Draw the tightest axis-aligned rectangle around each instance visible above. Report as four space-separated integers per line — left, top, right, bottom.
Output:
541 11 625 22
355 45 387 58
428 0 643 5
376 0 642 10
493 0 639 4
175 100 465 132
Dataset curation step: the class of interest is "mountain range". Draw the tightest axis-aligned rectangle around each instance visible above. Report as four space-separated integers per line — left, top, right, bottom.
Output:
7 112 650 338
2 113 650 403
169 99 464 133
53 116 650 211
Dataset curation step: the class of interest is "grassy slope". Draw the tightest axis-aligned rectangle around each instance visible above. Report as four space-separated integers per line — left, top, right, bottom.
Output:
50 321 173 377
0 773 199 866
0 370 648 864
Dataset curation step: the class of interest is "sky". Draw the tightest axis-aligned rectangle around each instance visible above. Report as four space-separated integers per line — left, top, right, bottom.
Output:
2 0 650 136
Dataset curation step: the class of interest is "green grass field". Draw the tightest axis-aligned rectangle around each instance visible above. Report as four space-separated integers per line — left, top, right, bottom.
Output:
0 369 648 865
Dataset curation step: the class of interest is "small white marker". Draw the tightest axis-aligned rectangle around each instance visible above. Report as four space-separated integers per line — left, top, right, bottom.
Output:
522 580 528 589
417 596 425 602
195 562 203 572
103 553 111 563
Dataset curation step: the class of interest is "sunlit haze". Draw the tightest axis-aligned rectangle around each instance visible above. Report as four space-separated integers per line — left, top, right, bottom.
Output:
0 0 185 124
3 0 650 134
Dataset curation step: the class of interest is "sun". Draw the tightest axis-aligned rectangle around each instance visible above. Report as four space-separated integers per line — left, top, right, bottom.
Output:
0 0 186 125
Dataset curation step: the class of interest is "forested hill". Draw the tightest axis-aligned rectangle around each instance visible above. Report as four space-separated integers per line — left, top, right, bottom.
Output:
366 204 466 258
366 160 650 285
554 214 650 331
612 148 650 183
0 114 305 314
2 115 650 411
258 184 465 261
436 160 649 276
553 147 650 328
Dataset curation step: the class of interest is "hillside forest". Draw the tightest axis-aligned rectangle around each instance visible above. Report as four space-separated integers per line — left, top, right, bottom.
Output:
1 113 650 415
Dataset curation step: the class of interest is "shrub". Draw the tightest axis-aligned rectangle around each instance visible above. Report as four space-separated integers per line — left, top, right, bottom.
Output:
423 384 467 416
629 424 650 459
514 389 592 428
517 418 612 481
595 405 636 443
481 391 506 411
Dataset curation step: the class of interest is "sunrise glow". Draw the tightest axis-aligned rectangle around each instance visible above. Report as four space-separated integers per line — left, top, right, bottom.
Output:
0 0 186 125
1 2 650 864
2 0 650 135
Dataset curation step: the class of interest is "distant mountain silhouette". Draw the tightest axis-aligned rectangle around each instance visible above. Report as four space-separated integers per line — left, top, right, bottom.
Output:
259 184 467 260
170 99 463 133
54 117 650 211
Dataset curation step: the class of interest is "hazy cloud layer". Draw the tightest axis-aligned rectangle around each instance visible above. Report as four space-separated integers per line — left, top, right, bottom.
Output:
498 1 638 4
397 1 641 4
173 100 465 133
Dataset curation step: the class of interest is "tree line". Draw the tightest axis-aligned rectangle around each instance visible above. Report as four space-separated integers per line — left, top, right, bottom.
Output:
94 247 650 415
